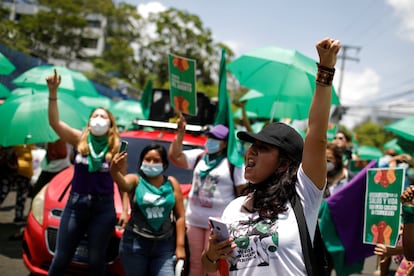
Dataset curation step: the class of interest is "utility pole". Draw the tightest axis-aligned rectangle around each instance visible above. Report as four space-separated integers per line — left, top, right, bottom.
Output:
337 45 361 102
332 45 361 124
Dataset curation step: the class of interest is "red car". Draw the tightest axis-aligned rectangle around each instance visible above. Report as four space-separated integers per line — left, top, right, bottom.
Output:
22 125 206 275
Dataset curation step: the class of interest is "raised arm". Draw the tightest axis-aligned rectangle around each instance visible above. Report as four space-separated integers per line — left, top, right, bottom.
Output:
401 185 414 260
168 113 189 168
110 152 138 193
47 69 82 147
302 38 341 189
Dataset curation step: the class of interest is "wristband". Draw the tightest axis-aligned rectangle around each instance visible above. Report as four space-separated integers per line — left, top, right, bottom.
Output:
48 97 57 101
402 205 414 224
316 63 335 87
205 251 218 264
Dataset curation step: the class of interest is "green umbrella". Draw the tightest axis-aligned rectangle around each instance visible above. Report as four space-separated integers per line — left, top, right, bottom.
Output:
0 52 15 75
0 83 11 98
383 138 404 155
251 122 266 133
233 108 258 119
110 99 144 129
12 65 99 98
238 90 312 120
228 47 340 106
9 87 49 97
384 116 414 141
356 145 383 160
78 95 114 109
0 91 91 146
111 99 144 118
239 89 263 102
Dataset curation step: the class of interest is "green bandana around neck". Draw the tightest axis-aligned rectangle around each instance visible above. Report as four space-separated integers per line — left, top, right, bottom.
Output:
135 176 175 231
198 153 225 178
87 134 109 172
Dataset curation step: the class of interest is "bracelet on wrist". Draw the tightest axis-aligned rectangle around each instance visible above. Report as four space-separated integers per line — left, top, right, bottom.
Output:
48 97 57 101
316 63 335 87
205 251 218 264
402 205 414 224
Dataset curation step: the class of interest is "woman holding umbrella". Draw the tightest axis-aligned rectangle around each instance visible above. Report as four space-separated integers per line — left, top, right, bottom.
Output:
46 69 121 275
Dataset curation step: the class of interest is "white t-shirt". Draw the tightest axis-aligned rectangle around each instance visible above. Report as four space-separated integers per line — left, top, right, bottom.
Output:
221 165 324 276
184 149 246 229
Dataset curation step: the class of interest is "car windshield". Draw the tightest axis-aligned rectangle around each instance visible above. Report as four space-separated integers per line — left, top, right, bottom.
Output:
123 137 201 184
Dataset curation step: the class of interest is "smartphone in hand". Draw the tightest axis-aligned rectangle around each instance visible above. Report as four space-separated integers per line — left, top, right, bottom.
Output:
119 140 128 153
209 217 230 242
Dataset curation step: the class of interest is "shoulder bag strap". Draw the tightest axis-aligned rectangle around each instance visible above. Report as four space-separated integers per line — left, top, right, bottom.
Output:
291 194 314 276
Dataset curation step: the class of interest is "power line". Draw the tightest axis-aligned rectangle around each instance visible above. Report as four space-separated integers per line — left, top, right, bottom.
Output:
339 0 377 36
343 2 393 45
370 89 414 104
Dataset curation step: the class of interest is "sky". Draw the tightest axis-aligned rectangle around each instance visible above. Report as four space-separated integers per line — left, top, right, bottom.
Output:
124 0 414 129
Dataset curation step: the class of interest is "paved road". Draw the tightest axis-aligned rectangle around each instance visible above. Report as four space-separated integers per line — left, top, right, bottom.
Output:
0 191 30 275
0 191 398 276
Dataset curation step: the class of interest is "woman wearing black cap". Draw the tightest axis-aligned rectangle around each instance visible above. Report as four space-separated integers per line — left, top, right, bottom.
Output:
201 37 341 275
169 119 247 276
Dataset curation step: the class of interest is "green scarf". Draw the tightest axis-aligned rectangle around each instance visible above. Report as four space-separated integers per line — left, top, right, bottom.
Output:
135 176 175 231
87 134 109 172
199 154 225 178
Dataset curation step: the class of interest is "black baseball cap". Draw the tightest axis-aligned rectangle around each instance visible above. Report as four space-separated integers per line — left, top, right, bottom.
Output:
237 122 304 163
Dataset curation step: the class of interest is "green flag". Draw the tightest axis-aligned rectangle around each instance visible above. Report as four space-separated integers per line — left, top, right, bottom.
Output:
214 48 243 167
141 80 153 119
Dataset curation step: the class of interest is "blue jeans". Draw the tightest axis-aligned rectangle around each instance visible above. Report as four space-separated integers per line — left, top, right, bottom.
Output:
48 192 116 276
119 229 175 276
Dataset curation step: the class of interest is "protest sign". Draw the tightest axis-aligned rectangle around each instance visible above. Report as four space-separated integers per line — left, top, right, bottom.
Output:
363 168 404 247
168 54 197 115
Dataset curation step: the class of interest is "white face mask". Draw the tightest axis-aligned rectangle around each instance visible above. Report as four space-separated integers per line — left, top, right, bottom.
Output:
89 117 110 136
326 161 335 172
140 162 164 177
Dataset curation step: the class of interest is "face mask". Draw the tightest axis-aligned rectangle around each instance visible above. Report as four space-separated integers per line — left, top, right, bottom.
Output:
205 138 221 154
140 162 164 177
90 117 110 136
326 161 335 172
398 162 409 169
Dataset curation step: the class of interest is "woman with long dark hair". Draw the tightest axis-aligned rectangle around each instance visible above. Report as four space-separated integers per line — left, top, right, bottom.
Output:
201 37 341 275
111 143 186 276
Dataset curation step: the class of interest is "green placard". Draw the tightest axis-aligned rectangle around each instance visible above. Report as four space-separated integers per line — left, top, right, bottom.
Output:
327 123 338 142
168 54 197 115
363 168 405 247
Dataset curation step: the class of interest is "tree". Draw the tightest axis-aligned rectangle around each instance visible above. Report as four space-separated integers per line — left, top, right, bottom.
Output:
1 1 236 99
17 0 113 65
134 8 233 88
352 120 395 149
0 6 30 52
91 3 140 87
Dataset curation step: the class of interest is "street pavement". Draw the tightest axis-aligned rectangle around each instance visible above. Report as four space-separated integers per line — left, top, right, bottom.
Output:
0 191 398 276
0 191 30 275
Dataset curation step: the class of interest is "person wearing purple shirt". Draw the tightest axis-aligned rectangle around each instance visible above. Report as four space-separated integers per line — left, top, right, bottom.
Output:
46 69 122 275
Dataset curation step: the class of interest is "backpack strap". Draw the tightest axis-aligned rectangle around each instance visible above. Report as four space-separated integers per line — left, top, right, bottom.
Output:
291 194 314 276
227 160 235 184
